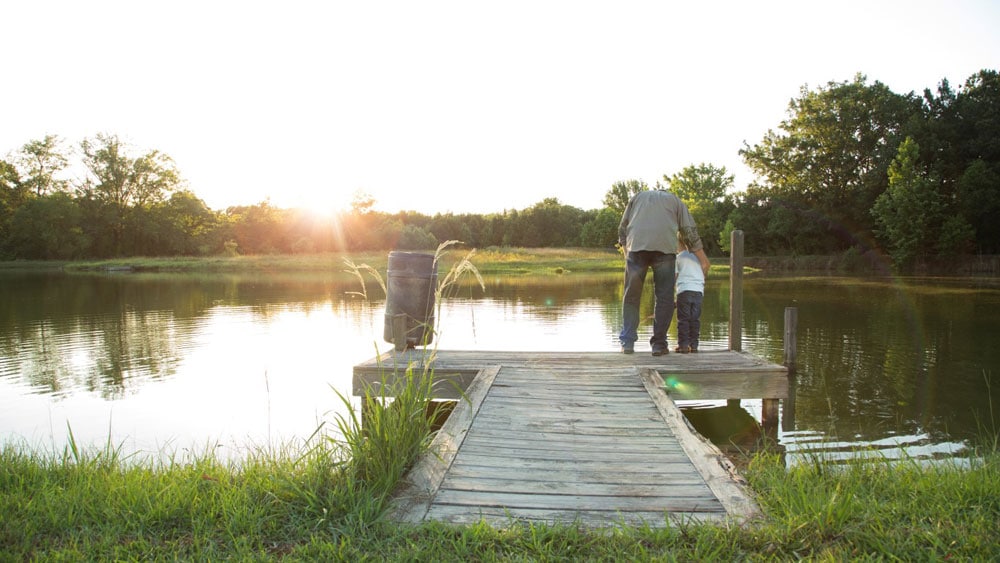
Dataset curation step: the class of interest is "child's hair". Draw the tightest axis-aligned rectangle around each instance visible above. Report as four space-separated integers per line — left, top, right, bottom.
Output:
677 235 687 252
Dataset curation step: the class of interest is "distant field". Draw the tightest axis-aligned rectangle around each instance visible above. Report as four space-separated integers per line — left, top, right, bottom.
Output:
2 247 740 277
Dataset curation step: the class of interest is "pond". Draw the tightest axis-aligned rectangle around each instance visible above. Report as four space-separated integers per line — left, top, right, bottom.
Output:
2 268 998 466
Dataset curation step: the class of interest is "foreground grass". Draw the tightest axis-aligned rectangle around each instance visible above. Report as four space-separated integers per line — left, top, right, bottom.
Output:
2 392 998 561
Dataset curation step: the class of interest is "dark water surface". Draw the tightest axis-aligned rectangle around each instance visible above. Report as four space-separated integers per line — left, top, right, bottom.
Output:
2 270 998 464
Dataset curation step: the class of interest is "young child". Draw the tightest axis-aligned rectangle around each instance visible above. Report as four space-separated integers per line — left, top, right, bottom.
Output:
674 238 705 353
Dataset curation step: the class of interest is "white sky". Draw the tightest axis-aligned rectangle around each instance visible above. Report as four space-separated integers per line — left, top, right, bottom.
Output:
3 1 998 215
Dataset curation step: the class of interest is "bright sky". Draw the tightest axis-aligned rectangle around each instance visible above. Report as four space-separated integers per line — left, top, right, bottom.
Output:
3 1 998 215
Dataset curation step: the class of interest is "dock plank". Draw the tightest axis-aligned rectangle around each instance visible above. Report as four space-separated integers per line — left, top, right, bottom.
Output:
389 364 760 528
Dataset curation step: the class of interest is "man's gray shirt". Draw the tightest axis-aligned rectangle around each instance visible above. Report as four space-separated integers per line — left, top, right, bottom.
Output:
618 190 704 254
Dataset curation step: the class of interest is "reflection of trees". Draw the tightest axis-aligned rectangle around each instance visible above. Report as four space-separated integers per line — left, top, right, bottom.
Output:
2 271 997 444
478 274 620 323
0 271 372 399
739 277 1000 443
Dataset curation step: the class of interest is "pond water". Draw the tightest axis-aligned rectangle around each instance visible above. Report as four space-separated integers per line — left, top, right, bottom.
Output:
2 268 998 466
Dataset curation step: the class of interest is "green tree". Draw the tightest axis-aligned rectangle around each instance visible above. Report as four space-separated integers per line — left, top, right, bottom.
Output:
14 135 70 196
0 160 27 257
740 74 921 251
665 163 735 255
148 191 221 255
665 163 730 202
579 207 620 247
429 213 473 246
957 159 1000 252
396 224 438 250
7 193 89 259
872 137 973 268
953 70 1000 252
511 198 587 247
79 133 183 255
603 179 648 214
226 201 284 254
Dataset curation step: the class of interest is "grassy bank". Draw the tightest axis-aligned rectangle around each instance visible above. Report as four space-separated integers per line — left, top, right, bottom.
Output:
2 376 998 560
56 248 627 276
6 247 747 278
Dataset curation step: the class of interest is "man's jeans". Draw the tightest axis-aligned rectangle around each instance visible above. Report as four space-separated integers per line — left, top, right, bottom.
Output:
619 251 676 350
676 290 703 350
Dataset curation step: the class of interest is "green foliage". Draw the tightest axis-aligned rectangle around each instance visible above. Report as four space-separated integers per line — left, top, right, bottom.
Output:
740 74 921 251
7 193 89 259
603 179 648 214
12 134 70 197
396 224 438 250
665 162 731 203
872 137 974 268
504 198 589 247
329 367 441 520
719 217 735 254
666 163 736 255
579 207 620 247
77 133 185 256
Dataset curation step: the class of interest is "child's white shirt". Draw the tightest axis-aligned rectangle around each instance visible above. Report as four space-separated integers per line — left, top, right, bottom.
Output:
675 250 704 294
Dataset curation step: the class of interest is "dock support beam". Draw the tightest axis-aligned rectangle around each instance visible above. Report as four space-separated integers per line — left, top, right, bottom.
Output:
728 229 744 353
727 230 744 411
781 306 798 432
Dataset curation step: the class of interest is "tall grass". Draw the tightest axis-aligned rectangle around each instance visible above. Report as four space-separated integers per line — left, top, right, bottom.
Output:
3 394 999 559
0 366 441 560
743 444 1000 559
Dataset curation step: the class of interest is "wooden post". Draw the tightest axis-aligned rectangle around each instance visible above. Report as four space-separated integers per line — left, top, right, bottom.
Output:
392 313 408 352
781 306 798 432
728 230 744 352
726 230 744 409
783 307 798 370
761 399 779 440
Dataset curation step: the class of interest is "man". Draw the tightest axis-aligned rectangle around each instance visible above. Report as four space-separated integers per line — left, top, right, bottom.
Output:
617 189 710 356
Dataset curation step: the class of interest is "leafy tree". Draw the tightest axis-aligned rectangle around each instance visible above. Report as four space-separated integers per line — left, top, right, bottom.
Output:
665 163 730 202
579 207 620 247
79 133 183 255
872 137 973 268
603 179 648 214
957 159 1000 252
14 135 70 196
396 224 438 250
509 198 587 247
350 189 376 214
0 160 27 257
953 70 1000 252
7 193 89 259
665 163 735 255
740 74 921 251
226 201 284 254
148 191 221 255
429 213 473 246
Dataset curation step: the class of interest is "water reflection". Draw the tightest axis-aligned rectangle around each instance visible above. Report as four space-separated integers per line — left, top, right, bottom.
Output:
1 270 998 465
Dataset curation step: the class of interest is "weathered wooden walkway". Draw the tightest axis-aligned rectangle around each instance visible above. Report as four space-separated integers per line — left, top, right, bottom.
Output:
354 349 788 528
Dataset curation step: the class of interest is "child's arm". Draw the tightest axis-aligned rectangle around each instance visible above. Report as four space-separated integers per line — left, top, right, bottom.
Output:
692 248 710 277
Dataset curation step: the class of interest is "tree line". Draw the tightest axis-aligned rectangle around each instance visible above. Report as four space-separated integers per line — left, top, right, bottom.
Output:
2 69 998 269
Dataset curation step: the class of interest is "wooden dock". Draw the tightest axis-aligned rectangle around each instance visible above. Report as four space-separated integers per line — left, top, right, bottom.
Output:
353 349 788 528
353 349 789 403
